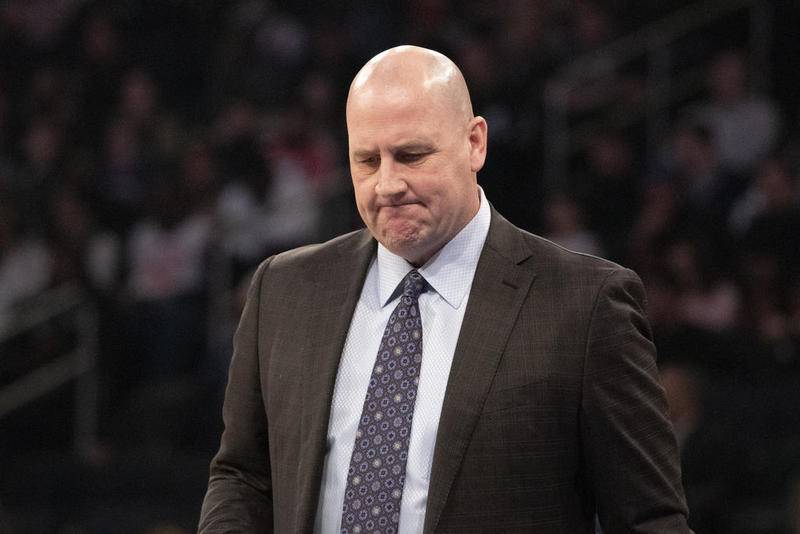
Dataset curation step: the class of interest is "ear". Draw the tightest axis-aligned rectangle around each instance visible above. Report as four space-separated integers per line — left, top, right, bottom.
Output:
467 116 488 172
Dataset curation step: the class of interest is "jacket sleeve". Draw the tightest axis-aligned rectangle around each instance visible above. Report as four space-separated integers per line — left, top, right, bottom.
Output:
581 268 693 533
198 259 274 533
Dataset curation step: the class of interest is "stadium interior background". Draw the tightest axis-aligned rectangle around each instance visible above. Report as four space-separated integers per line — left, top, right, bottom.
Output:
1 1 799 532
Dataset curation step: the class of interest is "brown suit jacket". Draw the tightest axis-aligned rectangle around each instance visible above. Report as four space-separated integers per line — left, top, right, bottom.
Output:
198 209 691 533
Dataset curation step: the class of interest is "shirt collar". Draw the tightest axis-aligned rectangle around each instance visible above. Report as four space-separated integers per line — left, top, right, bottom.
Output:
377 186 491 309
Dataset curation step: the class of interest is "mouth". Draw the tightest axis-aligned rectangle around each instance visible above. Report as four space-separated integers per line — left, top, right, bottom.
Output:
379 201 420 209
379 203 421 218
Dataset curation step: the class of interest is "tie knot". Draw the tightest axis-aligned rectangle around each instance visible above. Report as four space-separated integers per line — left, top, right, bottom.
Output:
402 270 427 299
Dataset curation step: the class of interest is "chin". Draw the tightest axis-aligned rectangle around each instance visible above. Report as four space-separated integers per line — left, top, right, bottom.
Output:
385 237 421 256
383 235 424 260
390 239 444 266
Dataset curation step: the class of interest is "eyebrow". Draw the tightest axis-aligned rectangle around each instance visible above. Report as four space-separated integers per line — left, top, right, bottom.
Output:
392 142 435 154
352 142 436 160
352 149 378 160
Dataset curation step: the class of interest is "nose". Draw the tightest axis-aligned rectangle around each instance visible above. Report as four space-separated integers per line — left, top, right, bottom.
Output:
374 160 408 198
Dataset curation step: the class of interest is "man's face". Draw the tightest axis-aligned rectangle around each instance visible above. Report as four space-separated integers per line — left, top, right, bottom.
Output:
347 88 485 265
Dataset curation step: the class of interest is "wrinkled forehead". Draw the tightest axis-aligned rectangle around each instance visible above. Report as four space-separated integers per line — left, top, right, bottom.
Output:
345 85 465 154
346 93 443 152
347 82 449 123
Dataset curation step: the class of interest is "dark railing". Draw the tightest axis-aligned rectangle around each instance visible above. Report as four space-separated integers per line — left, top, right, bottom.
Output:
0 284 98 456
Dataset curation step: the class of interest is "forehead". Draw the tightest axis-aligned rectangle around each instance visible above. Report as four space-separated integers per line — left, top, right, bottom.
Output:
346 87 454 148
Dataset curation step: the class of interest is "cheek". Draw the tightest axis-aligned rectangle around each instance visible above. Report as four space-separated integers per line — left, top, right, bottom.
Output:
353 181 373 207
420 178 453 213
353 184 381 227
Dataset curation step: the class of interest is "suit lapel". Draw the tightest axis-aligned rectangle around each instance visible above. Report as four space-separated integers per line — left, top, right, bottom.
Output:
294 230 376 532
423 211 536 534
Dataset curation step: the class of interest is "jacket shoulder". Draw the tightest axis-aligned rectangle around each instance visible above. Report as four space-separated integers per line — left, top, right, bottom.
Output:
509 223 637 285
511 230 648 320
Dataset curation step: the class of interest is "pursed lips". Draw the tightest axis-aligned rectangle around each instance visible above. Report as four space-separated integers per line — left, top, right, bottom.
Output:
377 200 421 209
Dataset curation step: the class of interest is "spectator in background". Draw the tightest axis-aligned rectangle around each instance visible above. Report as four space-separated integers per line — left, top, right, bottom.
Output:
669 119 744 223
660 363 704 449
563 0 617 57
101 117 150 232
737 157 800 341
576 0 616 43
662 236 741 333
118 69 160 131
123 163 212 384
74 7 126 147
457 36 545 232
0 82 9 152
628 180 684 275
659 361 739 534
296 70 345 187
180 141 221 215
694 49 781 175
497 0 558 79
0 0 80 49
0 202 52 329
731 155 800 241
457 38 507 132
47 185 120 292
268 100 339 194
214 103 320 273
14 115 65 234
99 69 168 233
554 0 649 117
740 251 792 342
45 185 126 442
572 132 640 261
633 232 742 335
542 191 605 256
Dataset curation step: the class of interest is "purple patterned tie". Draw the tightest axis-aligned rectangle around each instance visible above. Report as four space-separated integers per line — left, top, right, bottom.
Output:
340 270 427 534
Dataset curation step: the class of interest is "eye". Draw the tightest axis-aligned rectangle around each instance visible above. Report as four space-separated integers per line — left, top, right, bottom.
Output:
358 155 380 167
396 152 426 164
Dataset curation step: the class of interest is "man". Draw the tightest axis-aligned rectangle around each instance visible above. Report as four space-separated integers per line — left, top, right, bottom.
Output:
199 46 691 533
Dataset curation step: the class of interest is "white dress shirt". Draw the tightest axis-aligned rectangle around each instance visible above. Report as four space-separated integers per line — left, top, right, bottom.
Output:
314 188 491 533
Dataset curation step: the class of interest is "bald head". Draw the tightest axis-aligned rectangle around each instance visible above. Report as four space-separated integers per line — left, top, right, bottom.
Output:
347 46 474 128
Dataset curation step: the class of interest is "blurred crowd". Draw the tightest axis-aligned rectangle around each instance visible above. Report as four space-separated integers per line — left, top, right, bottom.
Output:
1 0 799 532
